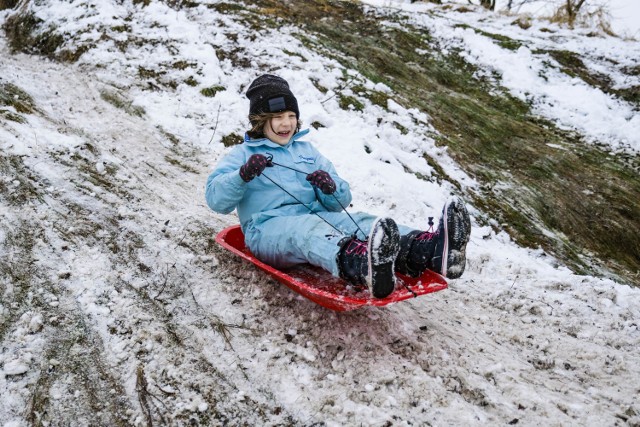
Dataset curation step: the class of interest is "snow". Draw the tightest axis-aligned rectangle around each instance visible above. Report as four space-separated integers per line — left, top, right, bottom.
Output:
497 0 640 38
1 0 639 426
386 0 640 37
366 0 640 153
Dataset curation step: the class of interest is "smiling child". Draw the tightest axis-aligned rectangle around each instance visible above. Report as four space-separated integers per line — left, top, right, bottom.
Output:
205 74 471 298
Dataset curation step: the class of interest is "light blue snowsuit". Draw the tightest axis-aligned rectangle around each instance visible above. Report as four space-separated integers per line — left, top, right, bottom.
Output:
205 129 412 276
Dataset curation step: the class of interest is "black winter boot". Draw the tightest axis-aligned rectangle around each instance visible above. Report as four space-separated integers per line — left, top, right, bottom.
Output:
338 217 400 299
396 196 471 279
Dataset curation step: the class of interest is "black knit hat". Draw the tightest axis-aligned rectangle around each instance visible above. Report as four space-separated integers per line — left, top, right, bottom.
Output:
246 74 299 119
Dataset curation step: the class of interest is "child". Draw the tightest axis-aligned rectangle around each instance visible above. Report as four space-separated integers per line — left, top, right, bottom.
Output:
206 74 471 299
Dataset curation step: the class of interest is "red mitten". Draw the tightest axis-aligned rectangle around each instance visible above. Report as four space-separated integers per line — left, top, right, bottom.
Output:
306 170 336 195
239 154 268 182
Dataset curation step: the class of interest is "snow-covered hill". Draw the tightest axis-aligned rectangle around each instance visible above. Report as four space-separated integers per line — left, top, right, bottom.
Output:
1 1 639 426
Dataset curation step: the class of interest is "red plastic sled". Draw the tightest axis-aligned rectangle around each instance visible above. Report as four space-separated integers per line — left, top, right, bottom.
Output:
216 225 448 312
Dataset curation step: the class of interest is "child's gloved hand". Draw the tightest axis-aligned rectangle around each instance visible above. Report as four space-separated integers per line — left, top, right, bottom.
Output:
239 154 269 182
306 170 336 195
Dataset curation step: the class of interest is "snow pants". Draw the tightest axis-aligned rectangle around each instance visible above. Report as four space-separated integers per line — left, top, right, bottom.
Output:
243 212 415 277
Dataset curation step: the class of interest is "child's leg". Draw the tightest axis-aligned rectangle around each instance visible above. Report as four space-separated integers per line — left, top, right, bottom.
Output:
395 196 471 278
243 214 347 276
244 209 444 280
244 212 413 277
321 212 414 239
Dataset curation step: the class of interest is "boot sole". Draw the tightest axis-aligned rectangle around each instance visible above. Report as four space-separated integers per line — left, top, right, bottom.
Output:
443 197 471 279
367 218 400 299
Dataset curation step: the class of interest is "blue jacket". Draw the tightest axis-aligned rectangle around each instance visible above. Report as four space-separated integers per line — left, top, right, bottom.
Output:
205 129 352 231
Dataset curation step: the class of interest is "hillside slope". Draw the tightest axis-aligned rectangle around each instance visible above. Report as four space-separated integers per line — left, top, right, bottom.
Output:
1 1 639 426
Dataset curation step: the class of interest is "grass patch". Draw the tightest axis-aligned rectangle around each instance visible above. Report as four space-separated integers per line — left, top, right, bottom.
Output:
50 143 133 207
207 2 246 13
455 24 524 50
201 85 226 97
0 219 40 342
0 154 44 206
138 66 165 80
172 60 196 70
0 0 19 10
0 109 27 123
338 94 364 112
164 155 198 173
540 49 639 107
283 49 308 62
184 76 198 87
0 82 36 114
222 134 243 147
422 153 461 189
2 12 65 58
158 127 181 145
310 78 329 94
352 85 389 109
100 89 145 117
27 315 133 426
216 46 252 68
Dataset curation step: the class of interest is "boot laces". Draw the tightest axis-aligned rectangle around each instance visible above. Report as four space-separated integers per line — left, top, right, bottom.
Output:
416 217 437 241
345 239 368 255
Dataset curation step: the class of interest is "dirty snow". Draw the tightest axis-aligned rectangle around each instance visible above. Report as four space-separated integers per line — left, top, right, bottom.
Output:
1 1 639 426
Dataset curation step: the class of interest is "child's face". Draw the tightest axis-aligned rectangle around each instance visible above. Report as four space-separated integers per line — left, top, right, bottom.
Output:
264 111 297 146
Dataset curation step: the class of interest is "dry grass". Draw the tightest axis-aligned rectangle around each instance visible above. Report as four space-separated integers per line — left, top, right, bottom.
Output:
100 89 146 117
0 0 19 11
0 82 36 123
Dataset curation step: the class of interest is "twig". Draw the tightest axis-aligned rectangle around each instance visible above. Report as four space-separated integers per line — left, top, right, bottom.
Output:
153 262 176 301
136 365 154 427
208 104 221 145
174 233 187 249
320 75 358 105
510 276 518 289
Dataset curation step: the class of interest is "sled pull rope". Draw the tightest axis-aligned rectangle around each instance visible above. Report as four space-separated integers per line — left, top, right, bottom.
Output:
328 192 367 241
265 156 366 240
399 280 418 298
260 171 345 236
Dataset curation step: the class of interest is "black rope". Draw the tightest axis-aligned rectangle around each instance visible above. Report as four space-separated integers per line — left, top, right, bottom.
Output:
399 279 418 298
330 194 366 240
260 172 345 236
268 160 306 175
266 157 366 240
